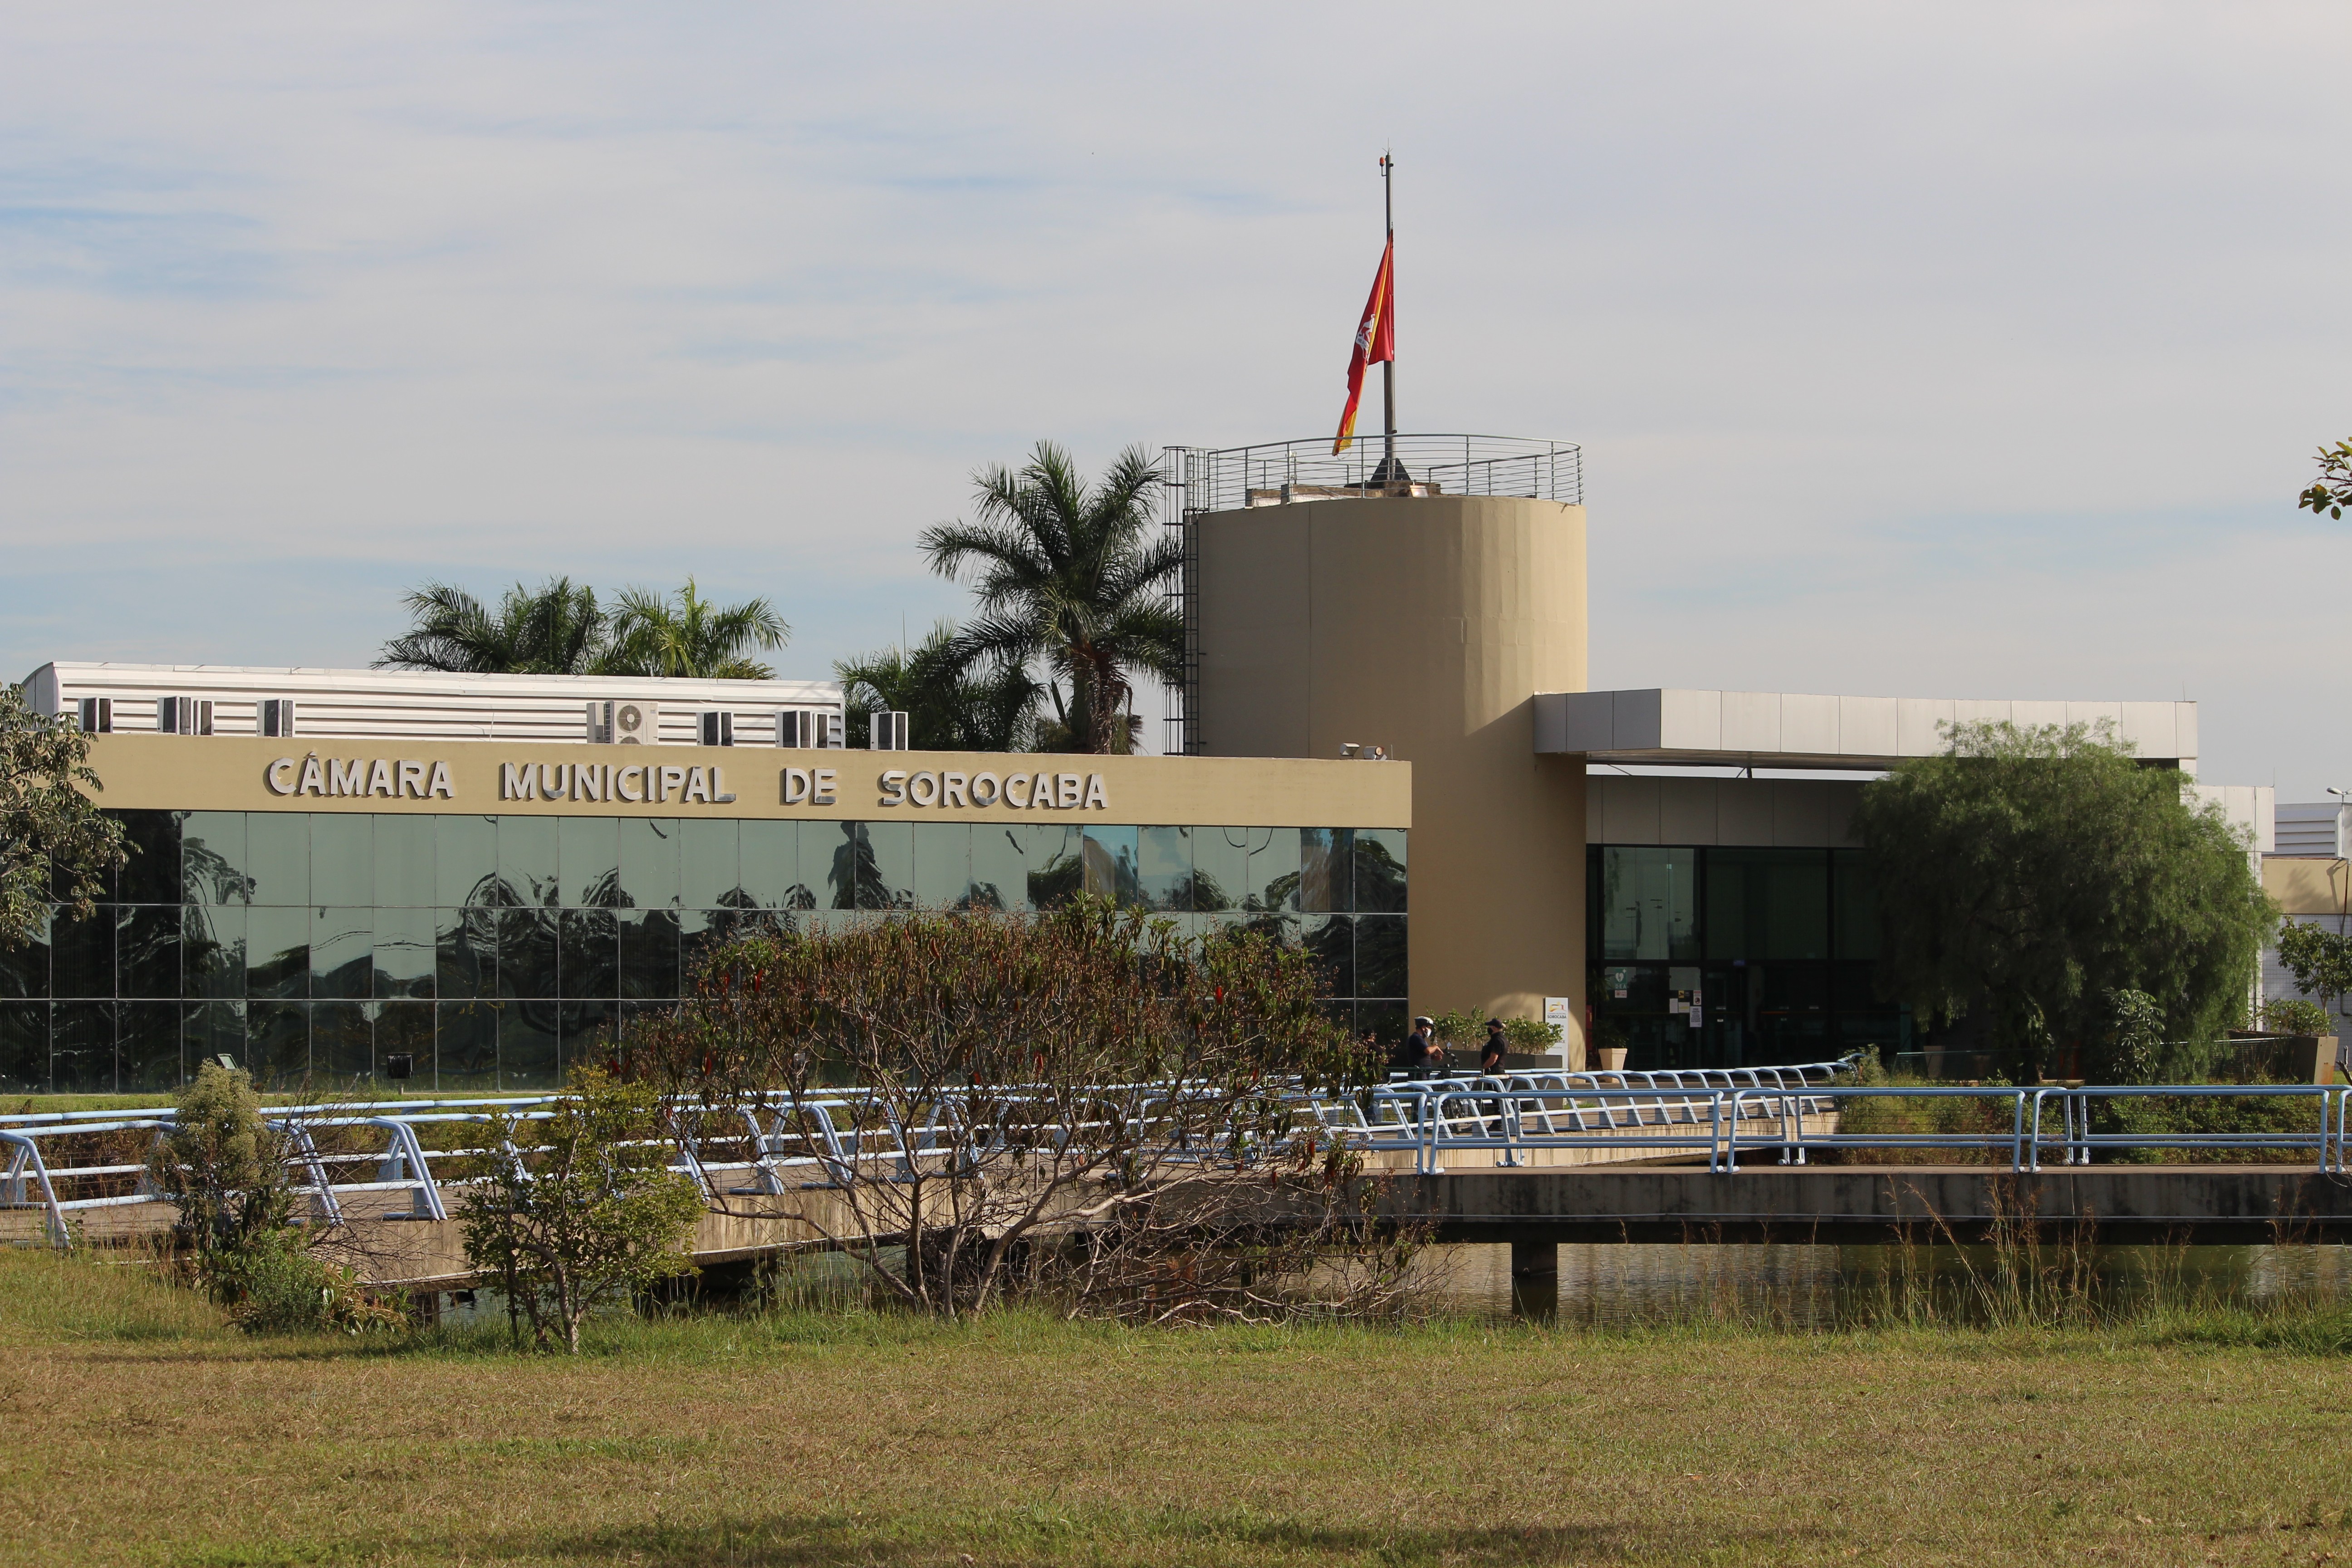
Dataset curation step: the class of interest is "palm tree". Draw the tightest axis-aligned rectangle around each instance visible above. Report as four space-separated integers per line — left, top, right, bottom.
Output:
595 578 789 679
836 621 1042 752
919 442 1182 755
376 578 607 675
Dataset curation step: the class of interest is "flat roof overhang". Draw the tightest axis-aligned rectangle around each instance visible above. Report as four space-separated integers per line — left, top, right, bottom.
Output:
1535 689 2198 772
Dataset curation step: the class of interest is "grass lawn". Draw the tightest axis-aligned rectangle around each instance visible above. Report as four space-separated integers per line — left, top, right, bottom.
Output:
3 1249 2348 1567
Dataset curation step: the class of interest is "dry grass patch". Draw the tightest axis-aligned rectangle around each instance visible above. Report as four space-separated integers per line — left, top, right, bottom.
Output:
0 1248 2345 1566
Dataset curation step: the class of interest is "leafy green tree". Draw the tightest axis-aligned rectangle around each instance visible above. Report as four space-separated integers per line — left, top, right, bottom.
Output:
1 684 128 950
457 1069 703 1353
598 577 788 680
1854 720 2274 1082
920 442 1182 755
837 621 1042 751
2296 438 2352 519
376 577 608 674
2273 919 2352 1024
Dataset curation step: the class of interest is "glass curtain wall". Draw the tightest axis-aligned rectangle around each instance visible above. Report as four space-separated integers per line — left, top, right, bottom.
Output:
0 811 1409 1094
1588 843 1907 1071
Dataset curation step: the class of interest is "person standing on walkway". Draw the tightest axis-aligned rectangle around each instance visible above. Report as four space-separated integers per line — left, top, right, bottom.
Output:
1399 1015 1437 1078
1480 1019 1509 1077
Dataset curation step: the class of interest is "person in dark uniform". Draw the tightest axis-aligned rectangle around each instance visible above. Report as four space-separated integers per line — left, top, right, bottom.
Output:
1480 1018 1509 1077
1395 1015 1436 1078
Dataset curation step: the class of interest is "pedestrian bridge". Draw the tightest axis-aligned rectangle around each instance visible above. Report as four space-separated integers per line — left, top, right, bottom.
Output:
6 1060 2348 1284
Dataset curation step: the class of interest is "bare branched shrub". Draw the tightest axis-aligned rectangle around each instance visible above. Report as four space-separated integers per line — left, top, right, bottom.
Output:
621 899 1416 1321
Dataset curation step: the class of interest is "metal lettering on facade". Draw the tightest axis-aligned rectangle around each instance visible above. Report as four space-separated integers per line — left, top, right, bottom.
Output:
874 768 1108 810
497 760 737 805
267 755 454 799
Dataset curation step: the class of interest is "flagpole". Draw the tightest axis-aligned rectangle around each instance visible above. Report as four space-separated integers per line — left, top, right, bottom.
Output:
1380 152 1396 480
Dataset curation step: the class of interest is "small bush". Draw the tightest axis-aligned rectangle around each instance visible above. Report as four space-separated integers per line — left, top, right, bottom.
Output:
212 1231 407 1336
2260 998 2332 1039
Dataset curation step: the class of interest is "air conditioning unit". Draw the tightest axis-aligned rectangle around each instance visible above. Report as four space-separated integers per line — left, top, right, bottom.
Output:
698 711 735 747
259 699 297 738
157 696 213 735
587 700 660 745
76 698 112 734
869 710 911 751
775 709 844 749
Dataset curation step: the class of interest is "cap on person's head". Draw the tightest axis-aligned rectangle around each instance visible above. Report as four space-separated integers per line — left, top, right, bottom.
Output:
1485 1018 1504 1029
1412 1016 1433 1028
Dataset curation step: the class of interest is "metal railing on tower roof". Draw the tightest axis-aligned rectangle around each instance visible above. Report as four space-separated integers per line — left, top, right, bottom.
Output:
1161 434 1582 517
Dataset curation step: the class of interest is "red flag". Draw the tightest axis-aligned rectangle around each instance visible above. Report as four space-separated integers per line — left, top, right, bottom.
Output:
1332 237 1395 455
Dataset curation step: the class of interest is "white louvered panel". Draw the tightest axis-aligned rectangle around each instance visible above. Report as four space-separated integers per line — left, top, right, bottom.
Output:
26 662 841 745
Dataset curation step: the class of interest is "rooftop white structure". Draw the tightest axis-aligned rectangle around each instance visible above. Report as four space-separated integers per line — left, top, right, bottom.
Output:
21 662 843 748
1537 688 2200 774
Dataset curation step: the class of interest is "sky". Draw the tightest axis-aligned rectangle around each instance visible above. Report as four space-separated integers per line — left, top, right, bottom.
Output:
4 4 2350 792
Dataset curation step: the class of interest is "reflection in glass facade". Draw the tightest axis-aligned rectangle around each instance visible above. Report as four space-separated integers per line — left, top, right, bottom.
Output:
1589 844 1908 1072
0 811 1408 1093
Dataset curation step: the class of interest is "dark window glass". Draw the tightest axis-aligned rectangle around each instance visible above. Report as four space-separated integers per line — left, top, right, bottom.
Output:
0 907 48 999
50 1001 113 1093
1352 829 1407 914
245 906 310 999
374 814 435 907
51 908 113 999
0 1003 48 1093
246 813 308 906
1355 914 1407 998
1137 828 1194 912
436 1000 500 1089
118 1001 181 1093
503 1007 561 1092
680 819 742 908
1833 850 1878 960
1082 826 1142 906
437 814 500 907
1248 828 1303 913
309 815 372 907
830 822 912 910
737 820 803 909
1191 828 1247 914
1299 828 1352 914
116 811 183 904
311 908 372 1000
1303 915 1354 998
118 906 181 999
620 818 681 910
499 908 560 1000
183 812 253 905
247 1002 309 1088
1021 824 1086 910
913 823 972 909
1355 999 1407 1048
313 1001 372 1083
373 906 435 999
619 909 680 1000
498 815 560 908
435 908 496 1000
183 1000 246 1075
376 999 432 1087
183 905 245 1000
1705 849 1830 961
970 824 1052 913
1597 847 1699 962
561 817 621 907
552 1004 608 1086
560 908 619 998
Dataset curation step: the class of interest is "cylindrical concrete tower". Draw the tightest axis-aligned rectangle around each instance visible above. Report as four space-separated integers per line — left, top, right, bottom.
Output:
1191 493 1589 1063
